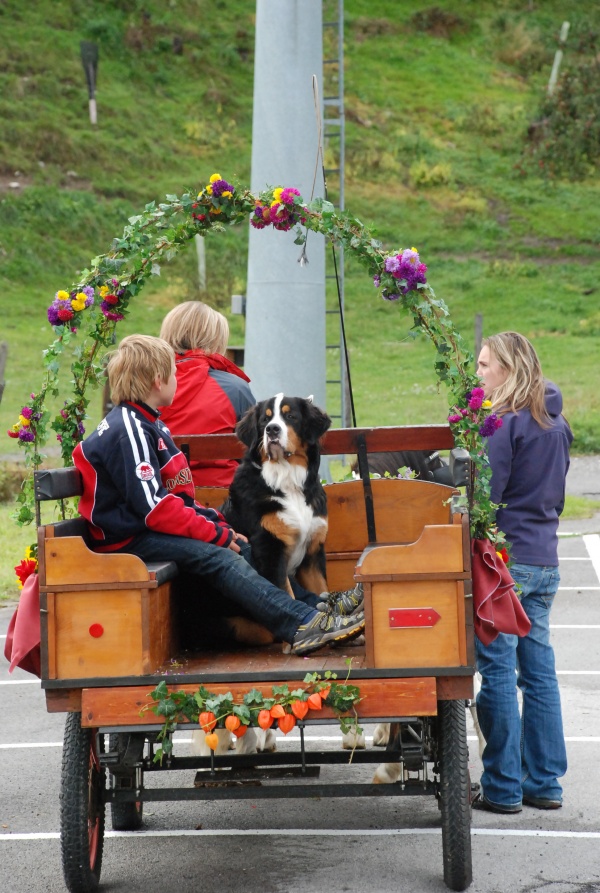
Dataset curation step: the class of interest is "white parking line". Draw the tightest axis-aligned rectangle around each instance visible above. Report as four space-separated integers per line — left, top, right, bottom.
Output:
583 534 600 581
558 587 600 591
1 828 599 841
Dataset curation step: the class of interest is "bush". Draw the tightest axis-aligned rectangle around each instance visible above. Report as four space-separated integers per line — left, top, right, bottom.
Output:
0 463 28 503
521 52 600 180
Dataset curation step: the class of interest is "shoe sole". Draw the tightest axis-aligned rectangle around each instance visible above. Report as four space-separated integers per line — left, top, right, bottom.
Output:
522 797 562 809
292 621 365 656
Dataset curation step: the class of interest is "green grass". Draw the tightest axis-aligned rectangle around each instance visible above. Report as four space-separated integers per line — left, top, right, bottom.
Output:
1 0 600 593
561 495 600 522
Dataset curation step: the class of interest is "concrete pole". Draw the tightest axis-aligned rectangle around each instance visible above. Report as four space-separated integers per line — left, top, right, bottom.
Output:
244 0 326 407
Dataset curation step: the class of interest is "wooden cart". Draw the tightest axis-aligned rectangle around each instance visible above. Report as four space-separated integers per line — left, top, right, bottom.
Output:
36 425 475 893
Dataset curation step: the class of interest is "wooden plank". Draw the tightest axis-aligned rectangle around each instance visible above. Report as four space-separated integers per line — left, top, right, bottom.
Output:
436 675 474 700
355 525 464 577
45 688 82 713
173 425 455 464
53 590 145 678
325 479 453 553
44 537 151 586
368 579 467 669
80 676 438 727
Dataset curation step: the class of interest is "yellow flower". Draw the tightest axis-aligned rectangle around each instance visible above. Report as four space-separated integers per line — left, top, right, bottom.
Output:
71 294 86 311
273 187 283 202
209 173 221 183
56 289 70 300
25 546 35 560
206 185 213 195
482 400 492 409
19 415 30 427
99 285 109 297
222 190 233 199
411 246 418 252
209 206 222 215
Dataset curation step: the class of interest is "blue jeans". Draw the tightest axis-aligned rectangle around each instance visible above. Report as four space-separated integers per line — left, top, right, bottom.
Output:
119 533 316 644
475 564 567 807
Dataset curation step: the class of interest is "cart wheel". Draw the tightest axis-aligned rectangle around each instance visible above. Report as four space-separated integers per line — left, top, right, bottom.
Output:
108 733 144 831
60 713 106 893
438 699 472 892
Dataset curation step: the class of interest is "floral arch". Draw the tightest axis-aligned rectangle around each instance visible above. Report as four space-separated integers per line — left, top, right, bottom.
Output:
8 173 503 549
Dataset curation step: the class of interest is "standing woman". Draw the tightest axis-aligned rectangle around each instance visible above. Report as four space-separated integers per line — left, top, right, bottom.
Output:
474 331 572 814
159 301 255 487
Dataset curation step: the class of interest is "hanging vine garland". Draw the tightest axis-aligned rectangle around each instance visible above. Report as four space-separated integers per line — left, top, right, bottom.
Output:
7 173 507 560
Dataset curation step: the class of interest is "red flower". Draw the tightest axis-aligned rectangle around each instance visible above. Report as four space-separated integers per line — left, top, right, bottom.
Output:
7 429 19 438
15 558 37 586
103 293 119 306
496 548 509 564
57 308 74 321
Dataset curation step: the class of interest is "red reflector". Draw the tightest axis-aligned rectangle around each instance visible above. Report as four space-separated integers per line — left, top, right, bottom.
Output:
89 623 104 638
388 608 441 629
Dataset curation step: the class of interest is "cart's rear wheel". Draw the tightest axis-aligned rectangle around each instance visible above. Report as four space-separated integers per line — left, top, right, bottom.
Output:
60 713 105 893
108 733 144 831
438 699 473 891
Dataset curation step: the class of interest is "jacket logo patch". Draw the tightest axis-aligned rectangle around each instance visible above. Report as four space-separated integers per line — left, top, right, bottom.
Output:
157 438 167 450
135 462 155 481
165 467 193 490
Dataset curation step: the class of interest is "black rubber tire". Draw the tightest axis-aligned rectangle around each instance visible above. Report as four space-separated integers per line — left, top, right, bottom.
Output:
60 713 106 893
438 699 473 892
108 733 144 831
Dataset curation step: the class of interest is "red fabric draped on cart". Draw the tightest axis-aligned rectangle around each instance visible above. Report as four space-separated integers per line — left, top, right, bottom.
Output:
471 539 531 646
3 573 41 677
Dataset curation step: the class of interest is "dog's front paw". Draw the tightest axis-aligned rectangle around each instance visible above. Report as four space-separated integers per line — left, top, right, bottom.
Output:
372 762 402 784
341 729 366 750
372 722 390 747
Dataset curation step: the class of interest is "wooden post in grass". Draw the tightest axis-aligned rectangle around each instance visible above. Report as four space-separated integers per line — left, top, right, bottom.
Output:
80 41 99 125
474 314 483 362
0 341 7 407
547 22 570 97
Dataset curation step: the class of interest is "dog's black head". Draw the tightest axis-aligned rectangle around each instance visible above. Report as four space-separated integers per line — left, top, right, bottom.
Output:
236 394 331 464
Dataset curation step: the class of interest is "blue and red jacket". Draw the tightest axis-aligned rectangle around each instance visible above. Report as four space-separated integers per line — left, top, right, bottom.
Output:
73 401 233 551
158 350 255 487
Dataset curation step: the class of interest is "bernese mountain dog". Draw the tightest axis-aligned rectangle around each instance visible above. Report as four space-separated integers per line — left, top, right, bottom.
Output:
222 393 331 599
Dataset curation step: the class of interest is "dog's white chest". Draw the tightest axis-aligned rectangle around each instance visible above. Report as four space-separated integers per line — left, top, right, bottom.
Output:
278 490 327 573
261 461 326 574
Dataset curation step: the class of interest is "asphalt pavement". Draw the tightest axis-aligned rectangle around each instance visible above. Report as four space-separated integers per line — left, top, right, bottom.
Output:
0 459 599 893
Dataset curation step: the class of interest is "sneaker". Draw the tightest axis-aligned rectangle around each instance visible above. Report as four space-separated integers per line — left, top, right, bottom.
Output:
316 583 364 617
291 610 365 656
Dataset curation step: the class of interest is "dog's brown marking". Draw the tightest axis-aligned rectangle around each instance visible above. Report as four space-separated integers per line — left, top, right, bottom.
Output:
296 566 328 596
260 513 299 547
306 524 328 553
265 408 272 417
224 616 275 646
281 404 290 413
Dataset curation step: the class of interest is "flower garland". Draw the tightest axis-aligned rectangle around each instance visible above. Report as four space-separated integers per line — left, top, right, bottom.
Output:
144 669 362 764
8 172 500 543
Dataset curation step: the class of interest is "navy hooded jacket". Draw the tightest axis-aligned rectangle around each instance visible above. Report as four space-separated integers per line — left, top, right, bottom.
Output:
488 382 573 567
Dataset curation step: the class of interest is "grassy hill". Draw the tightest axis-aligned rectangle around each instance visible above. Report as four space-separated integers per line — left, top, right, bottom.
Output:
1 0 599 566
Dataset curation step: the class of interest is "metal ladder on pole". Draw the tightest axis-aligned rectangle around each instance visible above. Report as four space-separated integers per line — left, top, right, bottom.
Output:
323 0 350 426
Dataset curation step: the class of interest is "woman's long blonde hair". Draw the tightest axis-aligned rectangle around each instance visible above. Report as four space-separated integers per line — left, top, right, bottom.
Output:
159 301 229 355
483 332 550 427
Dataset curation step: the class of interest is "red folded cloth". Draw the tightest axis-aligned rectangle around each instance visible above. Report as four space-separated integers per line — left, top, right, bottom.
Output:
3 573 41 677
471 539 531 646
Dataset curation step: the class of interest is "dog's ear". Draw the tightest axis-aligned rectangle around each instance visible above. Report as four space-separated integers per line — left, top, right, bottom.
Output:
236 404 261 448
303 401 331 440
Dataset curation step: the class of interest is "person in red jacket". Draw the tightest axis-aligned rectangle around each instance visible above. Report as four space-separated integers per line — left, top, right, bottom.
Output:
158 301 255 487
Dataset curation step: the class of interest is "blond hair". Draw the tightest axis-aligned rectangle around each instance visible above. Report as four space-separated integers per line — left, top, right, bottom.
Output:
107 335 175 405
483 332 550 427
159 301 229 355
